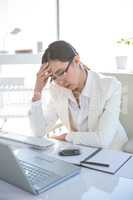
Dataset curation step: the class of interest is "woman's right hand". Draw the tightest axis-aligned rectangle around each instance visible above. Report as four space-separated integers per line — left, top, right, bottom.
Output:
32 63 52 102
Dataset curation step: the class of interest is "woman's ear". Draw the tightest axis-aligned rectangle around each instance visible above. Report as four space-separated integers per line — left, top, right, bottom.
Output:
74 55 80 65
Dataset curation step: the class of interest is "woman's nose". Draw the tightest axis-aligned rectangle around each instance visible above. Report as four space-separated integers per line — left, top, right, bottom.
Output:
57 80 64 85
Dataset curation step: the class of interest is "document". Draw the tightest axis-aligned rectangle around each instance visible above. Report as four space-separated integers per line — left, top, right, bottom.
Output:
80 149 132 174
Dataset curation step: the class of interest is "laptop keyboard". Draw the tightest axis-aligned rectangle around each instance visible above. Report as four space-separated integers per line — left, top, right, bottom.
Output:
19 160 52 186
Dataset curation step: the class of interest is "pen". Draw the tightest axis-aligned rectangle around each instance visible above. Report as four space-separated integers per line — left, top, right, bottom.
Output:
80 161 110 167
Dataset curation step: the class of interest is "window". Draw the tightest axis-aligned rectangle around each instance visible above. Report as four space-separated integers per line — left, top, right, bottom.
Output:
60 0 133 72
7 0 57 52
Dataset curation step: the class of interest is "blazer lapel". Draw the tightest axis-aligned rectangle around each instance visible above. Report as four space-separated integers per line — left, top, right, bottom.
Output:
88 73 102 131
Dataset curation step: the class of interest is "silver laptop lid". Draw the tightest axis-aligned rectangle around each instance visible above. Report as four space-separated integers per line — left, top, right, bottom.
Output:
0 142 34 194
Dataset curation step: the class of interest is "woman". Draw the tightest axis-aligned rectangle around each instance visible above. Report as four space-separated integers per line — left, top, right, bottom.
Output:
29 40 128 150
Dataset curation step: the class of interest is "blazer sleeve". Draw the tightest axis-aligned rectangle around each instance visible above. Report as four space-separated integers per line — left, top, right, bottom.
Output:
28 99 58 137
65 79 122 148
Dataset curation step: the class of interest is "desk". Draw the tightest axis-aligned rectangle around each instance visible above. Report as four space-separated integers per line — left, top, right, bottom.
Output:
0 140 133 200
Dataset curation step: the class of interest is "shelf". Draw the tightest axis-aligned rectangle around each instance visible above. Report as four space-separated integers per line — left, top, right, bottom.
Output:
0 54 41 64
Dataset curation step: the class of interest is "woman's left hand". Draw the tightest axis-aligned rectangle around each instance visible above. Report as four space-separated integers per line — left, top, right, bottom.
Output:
50 134 67 141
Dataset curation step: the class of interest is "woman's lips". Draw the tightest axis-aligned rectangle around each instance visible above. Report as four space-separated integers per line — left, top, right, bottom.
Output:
64 83 70 88
58 81 76 90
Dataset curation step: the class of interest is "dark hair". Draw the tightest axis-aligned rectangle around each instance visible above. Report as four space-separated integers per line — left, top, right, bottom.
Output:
41 40 78 64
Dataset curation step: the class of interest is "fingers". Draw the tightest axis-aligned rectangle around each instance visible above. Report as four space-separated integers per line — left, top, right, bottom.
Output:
50 134 67 141
39 63 49 72
37 72 51 83
37 63 52 81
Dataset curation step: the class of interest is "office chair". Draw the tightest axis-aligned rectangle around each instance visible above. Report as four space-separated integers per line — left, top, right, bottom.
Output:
103 72 133 153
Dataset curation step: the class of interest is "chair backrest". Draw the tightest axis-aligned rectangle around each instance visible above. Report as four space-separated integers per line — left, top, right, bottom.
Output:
103 72 133 139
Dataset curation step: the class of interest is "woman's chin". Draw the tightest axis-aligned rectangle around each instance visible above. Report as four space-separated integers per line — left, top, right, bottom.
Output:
68 85 77 91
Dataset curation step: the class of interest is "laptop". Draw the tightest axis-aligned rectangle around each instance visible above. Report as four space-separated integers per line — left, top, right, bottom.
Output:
0 142 80 195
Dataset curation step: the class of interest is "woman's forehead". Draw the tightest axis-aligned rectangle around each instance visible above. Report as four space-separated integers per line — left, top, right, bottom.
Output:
49 60 67 71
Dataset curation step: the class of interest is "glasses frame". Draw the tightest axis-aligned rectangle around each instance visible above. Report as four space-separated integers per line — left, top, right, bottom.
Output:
50 58 73 82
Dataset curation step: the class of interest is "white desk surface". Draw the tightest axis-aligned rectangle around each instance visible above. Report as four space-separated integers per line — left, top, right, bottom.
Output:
0 140 133 200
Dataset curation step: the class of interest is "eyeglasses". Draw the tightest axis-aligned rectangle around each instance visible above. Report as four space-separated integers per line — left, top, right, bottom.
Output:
50 58 73 82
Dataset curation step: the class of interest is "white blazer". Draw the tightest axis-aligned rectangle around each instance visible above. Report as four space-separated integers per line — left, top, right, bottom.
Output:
29 71 128 150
